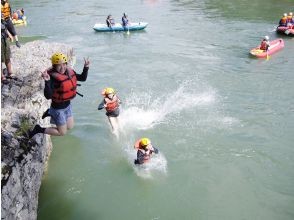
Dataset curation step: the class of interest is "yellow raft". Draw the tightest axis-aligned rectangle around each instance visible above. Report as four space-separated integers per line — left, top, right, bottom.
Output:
12 16 27 26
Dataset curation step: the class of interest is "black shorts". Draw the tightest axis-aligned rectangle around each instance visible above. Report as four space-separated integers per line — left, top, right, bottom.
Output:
106 108 120 117
4 18 16 36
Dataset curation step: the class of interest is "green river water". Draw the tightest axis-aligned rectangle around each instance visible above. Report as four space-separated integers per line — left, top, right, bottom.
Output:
11 0 294 219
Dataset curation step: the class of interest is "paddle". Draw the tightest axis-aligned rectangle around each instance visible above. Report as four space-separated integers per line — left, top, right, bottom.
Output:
127 25 130 35
266 51 270 60
266 44 270 60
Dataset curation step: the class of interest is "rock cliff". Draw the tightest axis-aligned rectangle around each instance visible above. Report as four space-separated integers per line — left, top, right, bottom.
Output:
1 41 74 220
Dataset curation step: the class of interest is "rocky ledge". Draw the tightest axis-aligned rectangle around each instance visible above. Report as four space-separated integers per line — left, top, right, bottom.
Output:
1 41 74 220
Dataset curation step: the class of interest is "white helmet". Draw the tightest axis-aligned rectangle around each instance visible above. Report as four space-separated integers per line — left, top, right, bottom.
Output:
283 13 287 17
289 12 293 16
264 36 269 40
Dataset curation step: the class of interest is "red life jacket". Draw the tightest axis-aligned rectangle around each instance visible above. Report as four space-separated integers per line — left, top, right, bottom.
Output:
48 68 77 103
105 95 119 112
134 140 153 163
260 41 268 50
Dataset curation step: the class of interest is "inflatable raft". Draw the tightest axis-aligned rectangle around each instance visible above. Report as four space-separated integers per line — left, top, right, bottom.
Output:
276 26 294 36
12 16 27 26
93 22 148 32
250 39 284 58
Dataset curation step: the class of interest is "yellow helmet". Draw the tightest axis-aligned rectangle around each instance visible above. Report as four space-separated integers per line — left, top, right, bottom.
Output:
51 53 68 65
140 138 151 148
102 87 115 96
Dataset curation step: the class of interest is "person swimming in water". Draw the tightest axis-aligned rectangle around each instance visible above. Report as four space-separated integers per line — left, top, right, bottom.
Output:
134 138 159 165
98 87 121 135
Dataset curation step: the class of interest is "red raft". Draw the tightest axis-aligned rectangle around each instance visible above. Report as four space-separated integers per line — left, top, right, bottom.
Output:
250 39 284 58
276 26 294 36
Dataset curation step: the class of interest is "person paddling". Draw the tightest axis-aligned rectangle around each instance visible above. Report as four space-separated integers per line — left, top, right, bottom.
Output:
287 12 293 25
98 87 121 134
122 13 129 27
134 138 159 165
106 14 115 27
259 36 270 51
279 13 288 27
28 53 90 138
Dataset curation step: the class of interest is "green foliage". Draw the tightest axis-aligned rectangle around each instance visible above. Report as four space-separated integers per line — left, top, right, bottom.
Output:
15 116 32 138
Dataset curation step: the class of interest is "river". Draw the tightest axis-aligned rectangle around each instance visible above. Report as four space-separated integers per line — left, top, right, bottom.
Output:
12 0 294 219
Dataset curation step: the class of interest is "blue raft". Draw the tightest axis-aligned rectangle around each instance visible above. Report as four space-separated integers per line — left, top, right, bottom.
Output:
93 22 148 32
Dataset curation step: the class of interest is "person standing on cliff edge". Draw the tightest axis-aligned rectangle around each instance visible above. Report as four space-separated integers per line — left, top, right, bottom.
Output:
1 0 21 48
28 53 90 138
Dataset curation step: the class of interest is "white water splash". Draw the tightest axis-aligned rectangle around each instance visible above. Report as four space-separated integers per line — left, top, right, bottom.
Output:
116 82 217 178
119 84 216 131
124 143 168 179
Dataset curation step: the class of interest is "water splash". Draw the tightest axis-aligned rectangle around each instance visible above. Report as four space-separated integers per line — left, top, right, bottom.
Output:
119 82 216 131
124 142 168 179
116 81 217 178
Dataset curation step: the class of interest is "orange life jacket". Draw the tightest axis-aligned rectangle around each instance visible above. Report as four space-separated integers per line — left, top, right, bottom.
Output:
280 16 287 25
105 95 119 112
134 140 153 163
48 68 77 103
260 41 269 50
1 2 11 19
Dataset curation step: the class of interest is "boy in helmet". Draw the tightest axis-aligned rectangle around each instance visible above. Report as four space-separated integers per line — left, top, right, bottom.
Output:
28 53 90 138
98 87 121 134
134 138 159 165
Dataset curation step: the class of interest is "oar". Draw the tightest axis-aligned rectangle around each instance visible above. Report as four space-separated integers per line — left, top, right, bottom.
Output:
266 50 270 60
127 25 130 35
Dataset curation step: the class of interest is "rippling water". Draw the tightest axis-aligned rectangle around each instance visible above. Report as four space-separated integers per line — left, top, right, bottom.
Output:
12 0 294 219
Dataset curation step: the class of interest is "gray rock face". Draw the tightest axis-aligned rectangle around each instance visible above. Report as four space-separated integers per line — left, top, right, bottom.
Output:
1 41 74 220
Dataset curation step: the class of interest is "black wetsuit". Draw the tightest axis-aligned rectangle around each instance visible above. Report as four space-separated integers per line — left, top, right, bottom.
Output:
134 147 159 165
44 66 88 109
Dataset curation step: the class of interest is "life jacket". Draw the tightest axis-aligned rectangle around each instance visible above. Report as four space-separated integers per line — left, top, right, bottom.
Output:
260 40 269 50
134 140 153 163
104 95 119 112
280 16 287 25
287 15 293 23
1 2 11 19
138 149 151 162
122 17 128 26
48 68 77 103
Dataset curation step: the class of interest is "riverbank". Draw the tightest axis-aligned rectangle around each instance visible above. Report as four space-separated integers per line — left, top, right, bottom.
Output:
1 41 74 220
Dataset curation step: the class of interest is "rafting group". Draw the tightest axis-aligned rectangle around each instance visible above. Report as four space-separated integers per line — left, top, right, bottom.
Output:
250 12 293 59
